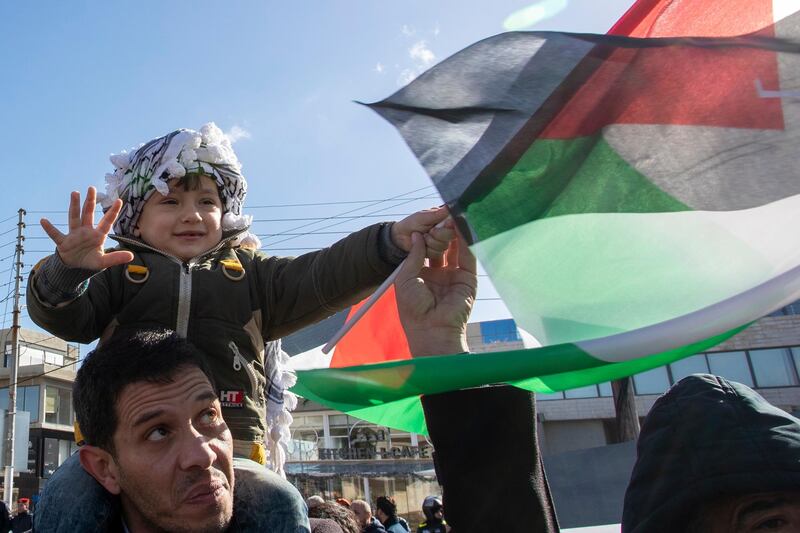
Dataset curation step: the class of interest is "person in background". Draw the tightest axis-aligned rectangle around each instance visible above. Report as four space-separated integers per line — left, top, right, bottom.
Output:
336 498 352 509
351 500 386 533
416 497 446 533
10 498 32 533
307 495 326 510
375 495 409 533
309 502 360 533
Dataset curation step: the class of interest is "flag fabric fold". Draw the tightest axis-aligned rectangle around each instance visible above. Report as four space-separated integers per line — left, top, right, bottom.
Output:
291 0 800 434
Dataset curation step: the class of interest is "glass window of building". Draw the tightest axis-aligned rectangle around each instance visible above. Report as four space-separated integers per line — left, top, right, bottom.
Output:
792 348 800 378
22 385 39 423
598 382 613 397
564 385 599 399
479 319 521 344
18 345 45 367
289 428 321 461
749 348 799 387
707 351 754 387
669 354 710 383
633 367 671 395
535 391 564 401
45 386 73 425
0 386 39 422
42 437 77 478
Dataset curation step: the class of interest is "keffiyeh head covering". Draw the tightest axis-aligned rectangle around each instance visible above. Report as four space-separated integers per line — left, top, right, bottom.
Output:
99 122 260 248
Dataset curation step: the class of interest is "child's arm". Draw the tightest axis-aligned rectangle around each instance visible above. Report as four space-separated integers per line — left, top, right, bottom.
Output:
27 188 130 342
257 206 456 340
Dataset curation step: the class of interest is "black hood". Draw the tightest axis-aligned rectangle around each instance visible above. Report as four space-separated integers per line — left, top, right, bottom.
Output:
622 373 800 533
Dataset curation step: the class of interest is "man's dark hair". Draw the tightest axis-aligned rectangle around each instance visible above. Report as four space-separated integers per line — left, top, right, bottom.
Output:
375 496 397 518
73 329 214 453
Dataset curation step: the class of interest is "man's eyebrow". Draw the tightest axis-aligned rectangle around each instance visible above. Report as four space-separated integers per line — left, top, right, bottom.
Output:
132 409 165 429
194 390 218 403
735 497 789 527
131 390 217 429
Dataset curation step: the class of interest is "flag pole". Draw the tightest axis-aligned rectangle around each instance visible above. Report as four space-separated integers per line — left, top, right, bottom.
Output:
322 216 450 354
321 261 403 354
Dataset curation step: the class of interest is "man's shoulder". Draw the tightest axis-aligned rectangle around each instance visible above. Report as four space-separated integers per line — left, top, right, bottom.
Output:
366 519 387 533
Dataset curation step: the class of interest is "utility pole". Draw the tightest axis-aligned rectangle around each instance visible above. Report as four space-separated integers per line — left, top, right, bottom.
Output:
611 376 640 442
4 209 25 505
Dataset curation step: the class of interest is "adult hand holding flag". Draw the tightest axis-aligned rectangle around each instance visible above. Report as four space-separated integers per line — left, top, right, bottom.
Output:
395 230 476 358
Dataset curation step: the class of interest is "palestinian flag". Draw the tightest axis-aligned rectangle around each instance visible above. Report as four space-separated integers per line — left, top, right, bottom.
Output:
291 0 800 434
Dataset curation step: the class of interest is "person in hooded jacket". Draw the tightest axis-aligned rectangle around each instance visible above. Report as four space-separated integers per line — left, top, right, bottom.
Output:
622 373 800 533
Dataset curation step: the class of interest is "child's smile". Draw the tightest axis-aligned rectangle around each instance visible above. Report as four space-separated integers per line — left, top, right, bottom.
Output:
135 175 224 261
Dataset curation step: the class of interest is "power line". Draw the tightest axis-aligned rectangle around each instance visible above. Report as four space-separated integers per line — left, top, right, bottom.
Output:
265 188 438 247
261 185 438 246
253 214 412 223
248 194 438 208
24 191 439 214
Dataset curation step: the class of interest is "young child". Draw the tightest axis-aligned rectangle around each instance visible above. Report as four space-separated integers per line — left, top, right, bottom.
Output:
27 122 453 530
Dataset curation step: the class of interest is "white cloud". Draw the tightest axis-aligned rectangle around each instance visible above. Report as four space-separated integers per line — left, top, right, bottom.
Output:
433 22 440 37
224 125 251 144
409 40 435 66
401 24 416 36
397 68 418 86
375 62 385 74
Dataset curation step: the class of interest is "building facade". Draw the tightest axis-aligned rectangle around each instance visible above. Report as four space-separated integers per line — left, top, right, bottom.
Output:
0 328 79 501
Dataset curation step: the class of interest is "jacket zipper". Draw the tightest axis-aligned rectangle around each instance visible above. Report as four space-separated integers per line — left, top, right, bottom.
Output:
110 235 242 338
230 341 259 399
176 262 193 337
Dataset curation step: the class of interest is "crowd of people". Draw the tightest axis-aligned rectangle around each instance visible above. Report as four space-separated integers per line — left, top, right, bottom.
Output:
305 494 439 533
16 123 800 532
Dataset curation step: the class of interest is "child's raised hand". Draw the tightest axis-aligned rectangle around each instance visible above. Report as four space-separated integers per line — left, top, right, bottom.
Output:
40 187 134 271
391 205 455 265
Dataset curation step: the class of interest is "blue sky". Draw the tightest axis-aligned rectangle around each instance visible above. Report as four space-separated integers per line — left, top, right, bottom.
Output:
0 0 634 341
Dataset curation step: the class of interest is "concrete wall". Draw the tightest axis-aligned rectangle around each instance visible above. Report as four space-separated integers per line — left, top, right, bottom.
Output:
540 420 607 456
713 315 800 351
544 441 636 529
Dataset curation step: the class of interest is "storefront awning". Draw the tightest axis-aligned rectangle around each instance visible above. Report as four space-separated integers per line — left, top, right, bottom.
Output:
286 460 435 479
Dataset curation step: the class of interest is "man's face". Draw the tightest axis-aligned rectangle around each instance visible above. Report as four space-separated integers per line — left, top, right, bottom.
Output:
703 491 800 533
17 501 28 514
352 504 370 527
135 175 224 262
110 367 234 533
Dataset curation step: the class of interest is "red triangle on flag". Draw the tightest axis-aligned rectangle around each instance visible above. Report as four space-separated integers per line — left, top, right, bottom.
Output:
329 285 412 368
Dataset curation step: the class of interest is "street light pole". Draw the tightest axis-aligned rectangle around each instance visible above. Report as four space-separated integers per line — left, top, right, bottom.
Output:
4 209 25 505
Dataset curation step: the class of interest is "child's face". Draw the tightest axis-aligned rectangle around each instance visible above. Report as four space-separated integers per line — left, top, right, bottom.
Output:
134 175 224 261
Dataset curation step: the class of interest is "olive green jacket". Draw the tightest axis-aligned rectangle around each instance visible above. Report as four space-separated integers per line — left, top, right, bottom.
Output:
27 223 402 443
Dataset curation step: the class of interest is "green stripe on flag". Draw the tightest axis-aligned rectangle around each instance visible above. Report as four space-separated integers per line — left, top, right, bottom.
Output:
292 342 600 405
465 136 689 242
292 325 748 435
511 323 749 393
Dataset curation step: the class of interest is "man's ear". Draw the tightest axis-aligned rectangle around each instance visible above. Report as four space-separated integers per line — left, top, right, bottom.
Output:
79 445 121 495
